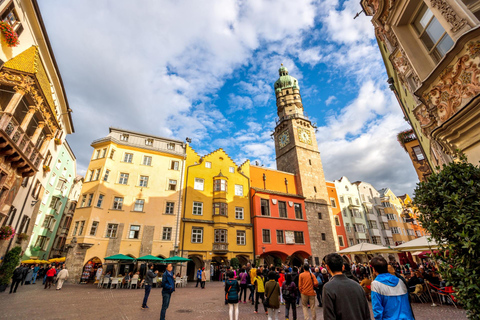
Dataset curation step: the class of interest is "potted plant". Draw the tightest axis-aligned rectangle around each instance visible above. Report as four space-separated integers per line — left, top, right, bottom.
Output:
0 246 21 292
43 165 50 172
16 233 29 241
54 138 61 145
0 21 19 47
0 225 15 241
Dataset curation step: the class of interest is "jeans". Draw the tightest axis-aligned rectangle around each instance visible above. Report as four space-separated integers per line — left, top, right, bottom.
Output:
315 289 322 307
228 303 239 320
301 294 316 320
285 299 297 320
44 276 54 289
248 285 255 303
32 273 38 284
201 281 205 288
255 292 267 312
160 291 172 320
239 284 247 301
196 278 201 287
142 285 151 307
296 290 300 305
9 280 21 293
268 308 279 320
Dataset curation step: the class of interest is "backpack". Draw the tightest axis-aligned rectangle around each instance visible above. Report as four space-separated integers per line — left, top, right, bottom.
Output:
282 283 292 300
316 274 323 286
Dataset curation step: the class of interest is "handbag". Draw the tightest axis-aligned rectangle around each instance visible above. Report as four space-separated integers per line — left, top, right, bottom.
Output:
263 282 277 309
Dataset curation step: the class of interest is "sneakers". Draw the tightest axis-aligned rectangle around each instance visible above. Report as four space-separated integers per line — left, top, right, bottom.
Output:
254 311 258 314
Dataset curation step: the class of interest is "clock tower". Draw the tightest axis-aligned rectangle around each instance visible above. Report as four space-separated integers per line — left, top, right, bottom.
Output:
273 65 336 263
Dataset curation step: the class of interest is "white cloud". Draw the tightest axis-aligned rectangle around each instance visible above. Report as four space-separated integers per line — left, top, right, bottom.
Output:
325 95 337 106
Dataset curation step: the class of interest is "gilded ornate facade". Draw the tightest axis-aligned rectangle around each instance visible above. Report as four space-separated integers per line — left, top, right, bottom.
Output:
362 0 480 167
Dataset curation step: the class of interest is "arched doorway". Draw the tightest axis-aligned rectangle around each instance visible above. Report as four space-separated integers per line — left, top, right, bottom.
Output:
290 251 310 268
236 255 249 267
187 255 204 281
211 256 228 281
81 257 102 284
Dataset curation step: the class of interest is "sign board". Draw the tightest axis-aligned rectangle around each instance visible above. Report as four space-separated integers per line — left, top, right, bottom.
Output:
285 231 295 244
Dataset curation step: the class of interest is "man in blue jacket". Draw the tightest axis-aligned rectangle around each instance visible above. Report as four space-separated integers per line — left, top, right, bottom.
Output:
161 263 175 320
195 267 202 287
371 256 414 320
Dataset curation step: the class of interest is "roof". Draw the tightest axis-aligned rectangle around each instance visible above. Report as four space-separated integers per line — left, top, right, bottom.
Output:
274 64 300 93
250 165 295 176
109 127 184 143
4 46 58 123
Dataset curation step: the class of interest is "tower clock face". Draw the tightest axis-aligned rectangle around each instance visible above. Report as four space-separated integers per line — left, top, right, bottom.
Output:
298 128 312 145
278 130 290 148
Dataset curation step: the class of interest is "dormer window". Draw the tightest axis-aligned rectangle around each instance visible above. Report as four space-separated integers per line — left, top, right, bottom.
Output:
413 4 453 62
120 134 129 141
145 138 153 146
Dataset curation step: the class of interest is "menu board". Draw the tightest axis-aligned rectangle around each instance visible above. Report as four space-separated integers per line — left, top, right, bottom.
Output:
285 231 295 244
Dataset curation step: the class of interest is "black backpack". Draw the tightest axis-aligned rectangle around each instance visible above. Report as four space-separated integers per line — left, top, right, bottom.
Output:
282 284 292 300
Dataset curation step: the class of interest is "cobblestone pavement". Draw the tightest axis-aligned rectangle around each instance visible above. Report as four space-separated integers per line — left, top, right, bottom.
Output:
0 281 467 320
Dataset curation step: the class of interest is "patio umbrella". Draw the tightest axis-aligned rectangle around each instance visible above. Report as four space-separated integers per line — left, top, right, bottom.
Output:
21 259 50 264
162 256 191 263
136 255 164 262
104 254 135 261
393 236 442 251
48 257 66 263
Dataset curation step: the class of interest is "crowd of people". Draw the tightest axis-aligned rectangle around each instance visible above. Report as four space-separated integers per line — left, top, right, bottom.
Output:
9 263 69 293
219 254 420 320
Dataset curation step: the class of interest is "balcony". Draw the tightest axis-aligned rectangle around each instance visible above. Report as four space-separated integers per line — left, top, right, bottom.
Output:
383 229 392 238
366 213 377 221
275 112 310 126
369 228 381 237
0 116 42 177
212 243 228 254
380 215 388 223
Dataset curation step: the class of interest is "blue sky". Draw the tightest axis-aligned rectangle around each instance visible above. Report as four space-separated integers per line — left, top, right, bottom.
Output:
39 0 418 195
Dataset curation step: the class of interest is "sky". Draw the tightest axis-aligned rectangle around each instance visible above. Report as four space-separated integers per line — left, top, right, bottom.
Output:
38 0 419 196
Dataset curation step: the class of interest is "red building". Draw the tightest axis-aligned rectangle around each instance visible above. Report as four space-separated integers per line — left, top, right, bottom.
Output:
250 166 311 267
326 182 348 251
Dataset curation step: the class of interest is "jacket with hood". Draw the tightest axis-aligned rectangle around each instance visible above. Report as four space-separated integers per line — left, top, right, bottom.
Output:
371 273 414 320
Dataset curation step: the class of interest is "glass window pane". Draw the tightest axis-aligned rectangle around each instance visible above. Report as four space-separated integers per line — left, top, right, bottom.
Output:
425 17 445 46
414 6 433 33
436 33 454 57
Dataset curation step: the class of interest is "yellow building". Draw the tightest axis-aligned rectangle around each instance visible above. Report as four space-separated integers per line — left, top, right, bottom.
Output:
179 146 253 281
65 128 186 283
380 188 416 245
398 194 427 238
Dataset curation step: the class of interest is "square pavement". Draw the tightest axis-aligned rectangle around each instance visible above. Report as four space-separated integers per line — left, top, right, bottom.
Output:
0 281 467 320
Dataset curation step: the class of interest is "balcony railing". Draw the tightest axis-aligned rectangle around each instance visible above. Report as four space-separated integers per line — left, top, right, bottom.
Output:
212 243 228 253
0 115 42 176
275 112 309 126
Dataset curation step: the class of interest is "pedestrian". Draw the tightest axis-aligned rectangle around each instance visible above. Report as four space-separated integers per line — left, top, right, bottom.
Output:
343 262 360 283
299 263 318 320
160 263 175 320
282 273 297 320
195 267 202 287
265 271 280 320
278 269 285 305
238 268 248 303
142 264 157 309
254 266 267 314
323 253 370 320
44 266 56 289
20 264 28 285
9 265 24 294
371 256 414 320
249 266 257 304
291 266 300 306
225 270 240 320
314 267 324 307
24 265 34 284
201 267 206 289
95 266 103 282
32 264 40 284
56 265 69 290
43 264 52 285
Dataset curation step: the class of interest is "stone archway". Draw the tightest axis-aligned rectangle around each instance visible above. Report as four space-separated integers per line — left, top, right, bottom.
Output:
236 255 249 267
187 255 204 281
81 256 102 284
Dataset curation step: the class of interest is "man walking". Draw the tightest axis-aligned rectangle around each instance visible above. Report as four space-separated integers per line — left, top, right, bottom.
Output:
195 267 202 287
56 265 69 290
161 263 175 320
142 264 157 309
371 256 414 320
9 265 24 294
323 253 370 320
299 263 318 320
32 264 40 284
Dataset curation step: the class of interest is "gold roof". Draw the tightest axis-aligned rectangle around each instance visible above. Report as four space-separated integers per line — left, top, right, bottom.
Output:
4 46 57 119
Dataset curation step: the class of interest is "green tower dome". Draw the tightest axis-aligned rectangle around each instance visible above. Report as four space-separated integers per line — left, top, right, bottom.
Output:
274 64 300 93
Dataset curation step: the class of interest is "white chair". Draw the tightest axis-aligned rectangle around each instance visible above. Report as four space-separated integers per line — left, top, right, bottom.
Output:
97 277 104 288
175 277 182 288
102 277 110 289
110 278 120 289
130 278 138 289
152 276 158 288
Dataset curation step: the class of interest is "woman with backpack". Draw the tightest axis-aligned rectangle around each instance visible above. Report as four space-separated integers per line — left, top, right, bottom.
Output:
238 268 248 303
265 271 280 320
282 273 297 320
225 271 240 320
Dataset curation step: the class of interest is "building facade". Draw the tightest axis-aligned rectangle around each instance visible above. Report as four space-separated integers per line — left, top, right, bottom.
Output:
272 65 336 264
326 181 348 251
49 175 82 258
65 128 186 283
334 177 370 247
398 194 427 238
180 146 253 281
361 0 480 168
0 0 74 260
354 181 393 246
250 166 311 267
23 141 76 260
379 188 416 245
398 129 432 182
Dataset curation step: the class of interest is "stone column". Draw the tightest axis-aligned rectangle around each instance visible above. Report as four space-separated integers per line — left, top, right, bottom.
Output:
39 134 52 155
20 106 36 131
65 237 94 284
3 88 25 115
31 121 45 144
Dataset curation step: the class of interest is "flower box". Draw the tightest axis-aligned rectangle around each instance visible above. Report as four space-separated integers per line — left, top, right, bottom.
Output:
54 138 61 145
0 225 15 241
43 165 50 172
0 21 19 47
